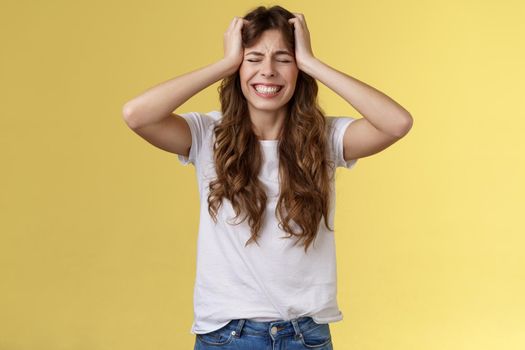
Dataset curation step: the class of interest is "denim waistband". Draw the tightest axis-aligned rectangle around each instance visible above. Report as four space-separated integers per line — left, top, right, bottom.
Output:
224 316 321 339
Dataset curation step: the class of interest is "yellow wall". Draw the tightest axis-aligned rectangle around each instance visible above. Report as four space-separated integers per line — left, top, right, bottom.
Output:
1 0 524 349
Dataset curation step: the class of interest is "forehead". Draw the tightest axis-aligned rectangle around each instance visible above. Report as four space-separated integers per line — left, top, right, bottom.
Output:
246 29 290 53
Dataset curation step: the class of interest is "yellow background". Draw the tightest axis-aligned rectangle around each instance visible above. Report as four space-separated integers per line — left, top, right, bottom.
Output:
1 0 524 349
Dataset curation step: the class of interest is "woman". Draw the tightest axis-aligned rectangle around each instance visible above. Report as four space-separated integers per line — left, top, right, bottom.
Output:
122 5 412 350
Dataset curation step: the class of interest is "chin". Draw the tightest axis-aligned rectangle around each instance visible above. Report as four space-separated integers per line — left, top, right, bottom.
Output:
251 98 288 108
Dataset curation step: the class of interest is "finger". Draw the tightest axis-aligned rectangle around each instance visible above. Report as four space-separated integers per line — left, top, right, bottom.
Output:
292 14 308 29
289 18 303 29
230 17 243 32
289 15 304 24
227 17 238 31
234 17 247 28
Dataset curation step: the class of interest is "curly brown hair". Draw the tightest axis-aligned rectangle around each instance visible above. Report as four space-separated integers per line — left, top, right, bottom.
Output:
208 5 337 254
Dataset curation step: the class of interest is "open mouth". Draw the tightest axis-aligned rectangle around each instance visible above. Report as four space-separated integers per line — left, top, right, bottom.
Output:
251 84 283 97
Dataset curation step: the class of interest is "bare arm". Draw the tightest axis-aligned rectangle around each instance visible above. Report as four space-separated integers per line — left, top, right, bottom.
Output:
289 13 413 162
301 58 413 138
121 16 249 156
122 59 237 129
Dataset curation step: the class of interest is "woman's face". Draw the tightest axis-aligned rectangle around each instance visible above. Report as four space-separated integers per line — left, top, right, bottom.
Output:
239 29 299 114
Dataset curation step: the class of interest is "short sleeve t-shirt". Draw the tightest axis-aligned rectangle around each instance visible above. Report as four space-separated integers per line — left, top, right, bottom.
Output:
177 110 358 335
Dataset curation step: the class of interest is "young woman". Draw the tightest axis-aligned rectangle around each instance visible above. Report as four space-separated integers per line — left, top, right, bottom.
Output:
123 5 412 350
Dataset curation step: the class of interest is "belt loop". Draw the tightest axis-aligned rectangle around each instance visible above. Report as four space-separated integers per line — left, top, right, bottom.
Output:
233 319 245 338
290 317 302 340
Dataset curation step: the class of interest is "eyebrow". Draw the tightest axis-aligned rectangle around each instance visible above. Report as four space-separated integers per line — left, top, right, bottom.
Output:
245 50 293 57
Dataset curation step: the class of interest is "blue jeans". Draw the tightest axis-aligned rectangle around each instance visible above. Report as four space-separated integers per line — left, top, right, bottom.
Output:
193 316 333 349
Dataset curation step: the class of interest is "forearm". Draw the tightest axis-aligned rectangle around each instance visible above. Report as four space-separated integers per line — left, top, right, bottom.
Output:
301 58 412 137
122 58 236 128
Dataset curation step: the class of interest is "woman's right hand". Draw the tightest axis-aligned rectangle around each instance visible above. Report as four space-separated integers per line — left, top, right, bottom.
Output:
223 16 250 72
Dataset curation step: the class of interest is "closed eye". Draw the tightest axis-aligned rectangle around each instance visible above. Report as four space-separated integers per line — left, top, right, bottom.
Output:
247 59 291 63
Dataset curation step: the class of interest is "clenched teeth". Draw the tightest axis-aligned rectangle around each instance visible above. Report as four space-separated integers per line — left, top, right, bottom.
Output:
254 85 282 93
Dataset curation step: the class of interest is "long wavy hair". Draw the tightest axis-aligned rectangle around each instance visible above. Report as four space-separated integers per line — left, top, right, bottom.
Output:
208 5 337 254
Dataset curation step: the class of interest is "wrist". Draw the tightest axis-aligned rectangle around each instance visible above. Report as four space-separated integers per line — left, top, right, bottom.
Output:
219 58 241 76
299 56 320 76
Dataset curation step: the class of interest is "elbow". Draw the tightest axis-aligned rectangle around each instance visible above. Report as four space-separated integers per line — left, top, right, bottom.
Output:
122 103 139 129
392 113 413 138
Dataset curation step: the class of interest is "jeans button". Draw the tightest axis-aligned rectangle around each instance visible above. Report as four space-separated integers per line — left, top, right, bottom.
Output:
271 326 278 335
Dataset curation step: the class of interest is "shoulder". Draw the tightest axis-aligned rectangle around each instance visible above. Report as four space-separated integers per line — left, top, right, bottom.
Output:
207 110 222 122
325 115 357 129
324 115 359 169
201 110 222 131
208 110 222 118
324 115 358 143
181 110 222 132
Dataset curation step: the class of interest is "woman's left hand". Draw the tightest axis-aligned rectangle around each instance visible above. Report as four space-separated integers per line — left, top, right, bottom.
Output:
288 13 316 71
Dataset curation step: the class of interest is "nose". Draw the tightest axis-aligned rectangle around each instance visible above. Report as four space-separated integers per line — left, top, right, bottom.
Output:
260 59 276 77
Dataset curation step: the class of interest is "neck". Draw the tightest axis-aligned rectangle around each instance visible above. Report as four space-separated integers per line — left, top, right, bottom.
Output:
248 107 287 140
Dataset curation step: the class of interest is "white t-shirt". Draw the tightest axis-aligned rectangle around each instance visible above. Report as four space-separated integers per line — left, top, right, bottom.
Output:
177 110 358 335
